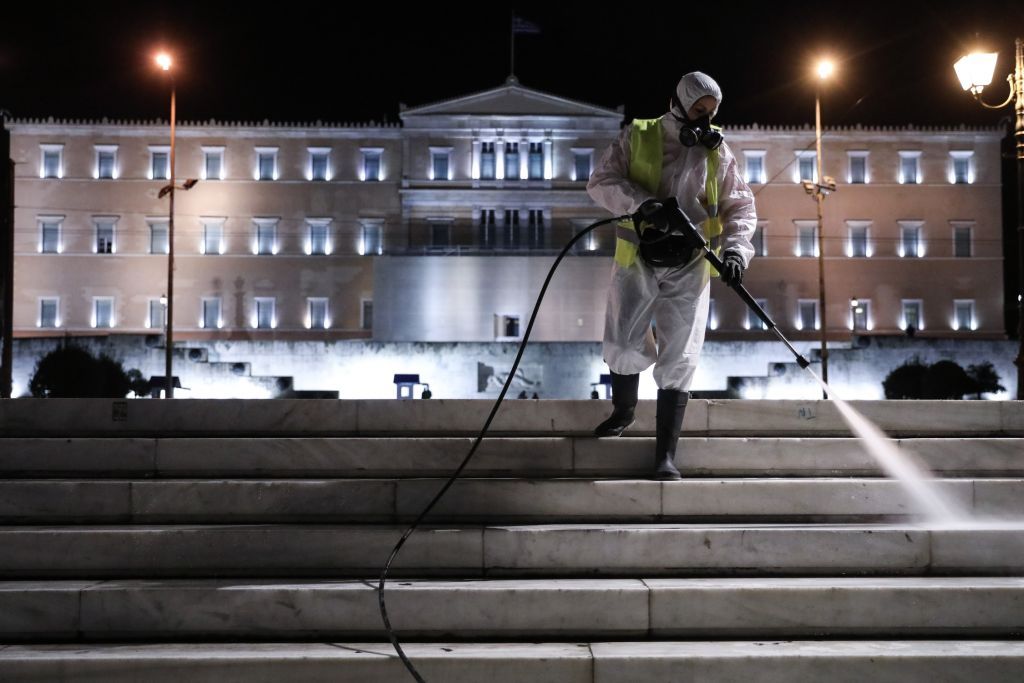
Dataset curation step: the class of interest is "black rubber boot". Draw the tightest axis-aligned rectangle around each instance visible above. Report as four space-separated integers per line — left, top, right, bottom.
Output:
594 372 639 437
653 389 688 480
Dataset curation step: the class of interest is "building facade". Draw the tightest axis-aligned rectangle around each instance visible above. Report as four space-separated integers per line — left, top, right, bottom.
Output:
9 80 1005 356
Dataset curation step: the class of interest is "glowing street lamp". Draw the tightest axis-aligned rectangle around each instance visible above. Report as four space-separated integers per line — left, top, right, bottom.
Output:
954 39 1024 397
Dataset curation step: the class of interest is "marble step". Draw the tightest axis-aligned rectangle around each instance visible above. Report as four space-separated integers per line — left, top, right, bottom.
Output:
2 478 1022 523
2 577 1023 641
2 398 1021 437
1 641 1023 682
0 523 1021 578
2 437 1022 478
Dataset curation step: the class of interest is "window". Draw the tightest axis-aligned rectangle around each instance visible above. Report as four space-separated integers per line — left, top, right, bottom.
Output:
431 148 452 181
39 298 59 328
202 219 224 255
480 142 496 180
361 148 382 181
899 151 921 184
572 149 593 181
795 151 816 183
307 297 329 329
902 300 923 332
41 145 63 179
747 299 769 330
95 146 117 179
308 220 330 255
254 298 276 329
201 297 222 329
707 298 718 330
899 223 922 258
149 221 169 254
528 142 544 179
429 220 451 248
496 313 522 340
953 225 973 258
798 300 819 331
505 143 520 180
954 300 975 331
93 297 114 329
202 147 224 180
360 221 383 255
851 299 870 331
847 223 869 258
796 223 818 257
504 209 521 248
308 148 330 181
478 209 497 249
950 151 973 184
150 147 170 180
847 151 868 184
752 222 767 256
361 299 373 331
744 150 766 184
254 219 277 255
39 217 62 254
528 209 545 249
148 299 165 329
255 148 278 181
94 218 116 254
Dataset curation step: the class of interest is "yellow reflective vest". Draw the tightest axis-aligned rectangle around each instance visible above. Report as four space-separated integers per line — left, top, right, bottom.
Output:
614 118 722 270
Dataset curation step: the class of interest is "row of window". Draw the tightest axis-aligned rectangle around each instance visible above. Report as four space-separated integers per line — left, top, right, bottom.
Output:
707 298 979 333
35 294 977 335
742 149 976 185
765 222 975 258
35 297 373 331
36 142 980 186
34 215 976 258
37 142 595 183
38 145 385 182
34 216 385 256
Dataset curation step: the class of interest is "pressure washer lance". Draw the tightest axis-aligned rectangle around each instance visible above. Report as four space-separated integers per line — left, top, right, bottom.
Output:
378 205 810 683
658 197 811 370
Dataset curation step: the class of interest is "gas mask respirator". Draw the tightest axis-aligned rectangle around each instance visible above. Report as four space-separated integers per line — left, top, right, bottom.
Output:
671 93 723 150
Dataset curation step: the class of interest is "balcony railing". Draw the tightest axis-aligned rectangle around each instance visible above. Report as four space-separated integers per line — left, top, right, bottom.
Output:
388 220 615 256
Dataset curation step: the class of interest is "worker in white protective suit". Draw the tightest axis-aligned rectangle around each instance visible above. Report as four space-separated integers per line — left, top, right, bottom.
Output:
587 72 757 480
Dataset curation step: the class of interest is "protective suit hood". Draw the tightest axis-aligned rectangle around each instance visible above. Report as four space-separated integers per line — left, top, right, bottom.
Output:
671 72 722 119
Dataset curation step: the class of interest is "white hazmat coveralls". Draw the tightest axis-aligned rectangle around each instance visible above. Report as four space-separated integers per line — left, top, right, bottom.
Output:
587 114 757 391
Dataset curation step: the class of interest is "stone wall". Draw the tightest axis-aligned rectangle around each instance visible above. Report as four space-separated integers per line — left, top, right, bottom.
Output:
9 335 1017 400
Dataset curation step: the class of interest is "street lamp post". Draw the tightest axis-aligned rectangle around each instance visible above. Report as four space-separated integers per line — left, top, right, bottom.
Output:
156 53 176 398
807 59 837 398
154 54 198 398
954 39 1024 399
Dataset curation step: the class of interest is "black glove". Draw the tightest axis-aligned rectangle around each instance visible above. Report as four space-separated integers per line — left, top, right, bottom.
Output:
633 198 670 230
720 250 745 287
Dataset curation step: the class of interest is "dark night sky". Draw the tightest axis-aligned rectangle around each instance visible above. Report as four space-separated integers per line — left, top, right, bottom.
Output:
2 1 1023 128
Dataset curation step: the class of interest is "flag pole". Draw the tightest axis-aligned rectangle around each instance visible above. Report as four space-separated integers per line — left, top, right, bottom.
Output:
510 13 516 78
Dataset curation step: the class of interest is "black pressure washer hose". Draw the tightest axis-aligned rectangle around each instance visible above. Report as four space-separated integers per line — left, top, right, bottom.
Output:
378 204 811 682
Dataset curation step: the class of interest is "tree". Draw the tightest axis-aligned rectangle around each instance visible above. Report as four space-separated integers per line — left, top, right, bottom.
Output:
29 345 136 398
883 358 1004 400
966 361 1006 399
882 357 928 399
921 360 975 399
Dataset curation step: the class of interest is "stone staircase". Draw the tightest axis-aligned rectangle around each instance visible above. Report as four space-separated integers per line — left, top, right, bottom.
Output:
0 398 1022 681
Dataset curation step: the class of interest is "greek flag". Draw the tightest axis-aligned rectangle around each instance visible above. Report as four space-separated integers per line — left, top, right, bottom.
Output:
512 16 541 34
